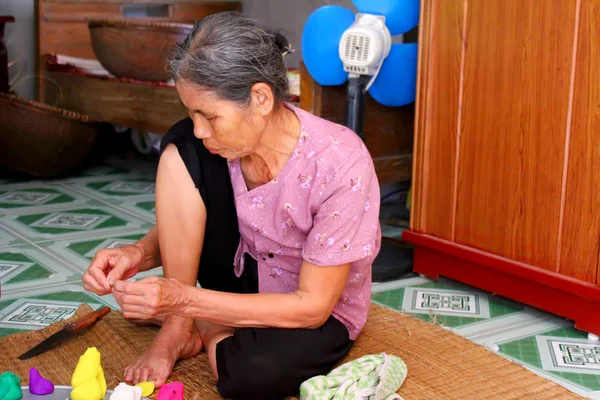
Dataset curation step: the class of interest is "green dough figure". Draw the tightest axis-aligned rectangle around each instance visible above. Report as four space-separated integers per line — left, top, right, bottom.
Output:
0 372 22 400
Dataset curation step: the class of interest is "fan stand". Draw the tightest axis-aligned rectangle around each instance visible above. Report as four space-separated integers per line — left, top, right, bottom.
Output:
344 76 415 282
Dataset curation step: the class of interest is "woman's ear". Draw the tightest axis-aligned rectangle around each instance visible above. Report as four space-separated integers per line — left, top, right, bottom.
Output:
250 82 275 116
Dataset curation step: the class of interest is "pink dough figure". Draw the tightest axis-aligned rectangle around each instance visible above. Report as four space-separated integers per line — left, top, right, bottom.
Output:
156 382 183 400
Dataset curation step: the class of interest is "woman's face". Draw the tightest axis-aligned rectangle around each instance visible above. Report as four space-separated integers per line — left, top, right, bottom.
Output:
175 81 269 159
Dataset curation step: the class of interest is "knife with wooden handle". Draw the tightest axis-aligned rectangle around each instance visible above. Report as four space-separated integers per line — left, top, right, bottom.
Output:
17 306 111 360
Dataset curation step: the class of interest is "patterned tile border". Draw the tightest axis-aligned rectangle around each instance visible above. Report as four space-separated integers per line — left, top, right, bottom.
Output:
494 325 600 394
0 183 91 216
64 178 157 204
372 278 524 329
0 205 148 242
0 295 103 331
537 335 600 374
402 286 491 318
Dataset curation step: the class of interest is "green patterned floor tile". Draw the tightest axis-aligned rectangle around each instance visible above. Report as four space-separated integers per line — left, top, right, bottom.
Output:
0 246 74 288
18 208 127 234
5 264 52 284
35 291 99 303
0 292 98 311
1 206 147 243
45 230 162 277
0 327 26 338
66 233 145 260
499 327 600 391
0 291 108 331
0 226 26 248
135 200 155 213
372 280 524 328
84 179 155 198
79 165 131 177
0 187 75 209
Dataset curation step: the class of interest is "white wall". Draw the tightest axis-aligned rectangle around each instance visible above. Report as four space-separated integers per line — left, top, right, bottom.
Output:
0 0 35 99
241 0 360 68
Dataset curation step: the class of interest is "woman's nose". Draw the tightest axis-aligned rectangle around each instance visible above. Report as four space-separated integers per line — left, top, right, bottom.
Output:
193 120 212 139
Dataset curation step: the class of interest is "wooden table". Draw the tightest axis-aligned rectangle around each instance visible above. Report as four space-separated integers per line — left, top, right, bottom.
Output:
0 16 15 93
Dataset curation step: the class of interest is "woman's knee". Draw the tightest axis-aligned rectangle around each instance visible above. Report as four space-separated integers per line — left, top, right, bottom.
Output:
216 348 293 400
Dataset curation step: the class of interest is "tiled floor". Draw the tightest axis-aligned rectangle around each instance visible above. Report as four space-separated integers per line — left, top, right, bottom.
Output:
372 277 600 399
1 155 599 399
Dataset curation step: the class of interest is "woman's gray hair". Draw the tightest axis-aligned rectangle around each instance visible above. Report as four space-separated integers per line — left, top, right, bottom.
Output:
169 11 291 106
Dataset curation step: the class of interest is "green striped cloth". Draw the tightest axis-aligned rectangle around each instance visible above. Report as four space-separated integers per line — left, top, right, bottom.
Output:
299 353 407 400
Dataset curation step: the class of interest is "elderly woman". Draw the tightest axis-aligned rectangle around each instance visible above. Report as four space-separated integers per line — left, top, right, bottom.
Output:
82 11 381 400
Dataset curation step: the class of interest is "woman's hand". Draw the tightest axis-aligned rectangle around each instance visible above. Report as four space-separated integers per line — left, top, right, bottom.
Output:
112 277 189 320
82 244 145 295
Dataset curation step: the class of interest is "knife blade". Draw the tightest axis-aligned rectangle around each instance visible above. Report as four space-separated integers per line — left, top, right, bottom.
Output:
17 306 111 360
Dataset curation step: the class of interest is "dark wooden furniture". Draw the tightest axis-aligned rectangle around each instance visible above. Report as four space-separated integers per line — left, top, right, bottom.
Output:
46 70 187 133
405 0 600 335
35 0 241 100
299 62 414 185
0 16 15 93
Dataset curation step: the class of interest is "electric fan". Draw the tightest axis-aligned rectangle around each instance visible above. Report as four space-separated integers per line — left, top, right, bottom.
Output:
302 0 419 137
302 0 420 281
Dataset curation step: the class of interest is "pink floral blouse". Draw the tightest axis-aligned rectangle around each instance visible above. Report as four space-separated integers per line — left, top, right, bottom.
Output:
228 104 381 340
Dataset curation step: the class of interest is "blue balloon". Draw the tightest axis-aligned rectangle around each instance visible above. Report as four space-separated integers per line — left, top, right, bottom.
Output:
302 5 355 86
352 0 420 36
369 43 418 107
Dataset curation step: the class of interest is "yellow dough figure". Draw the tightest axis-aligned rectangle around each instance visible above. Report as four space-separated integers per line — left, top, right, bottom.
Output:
70 347 107 400
135 382 154 397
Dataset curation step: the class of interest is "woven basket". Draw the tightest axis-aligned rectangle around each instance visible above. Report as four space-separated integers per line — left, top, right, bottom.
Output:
89 20 193 82
0 92 101 177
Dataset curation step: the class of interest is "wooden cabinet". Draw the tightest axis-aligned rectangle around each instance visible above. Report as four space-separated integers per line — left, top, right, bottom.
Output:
404 0 600 335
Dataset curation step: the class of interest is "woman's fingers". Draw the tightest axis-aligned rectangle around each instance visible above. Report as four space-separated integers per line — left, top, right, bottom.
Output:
83 249 123 293
82 269 110 295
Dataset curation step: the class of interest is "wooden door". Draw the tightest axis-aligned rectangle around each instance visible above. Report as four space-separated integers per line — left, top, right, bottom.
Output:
411 0 600 283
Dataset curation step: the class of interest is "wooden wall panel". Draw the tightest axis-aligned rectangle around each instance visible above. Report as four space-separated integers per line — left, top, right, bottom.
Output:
454 0 577 270
410 0 464 239
559 0 600 283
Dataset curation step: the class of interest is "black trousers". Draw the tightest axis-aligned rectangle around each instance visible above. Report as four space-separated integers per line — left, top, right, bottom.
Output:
160 119 354 400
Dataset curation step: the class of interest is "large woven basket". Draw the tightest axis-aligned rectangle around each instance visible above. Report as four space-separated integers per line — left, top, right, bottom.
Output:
0 92 101 177
89 20 193 82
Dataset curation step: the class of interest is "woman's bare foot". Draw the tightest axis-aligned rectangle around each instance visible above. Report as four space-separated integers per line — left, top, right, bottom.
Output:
124 321 203 387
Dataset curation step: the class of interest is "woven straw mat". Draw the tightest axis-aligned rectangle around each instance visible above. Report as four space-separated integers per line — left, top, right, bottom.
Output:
0 303 582 399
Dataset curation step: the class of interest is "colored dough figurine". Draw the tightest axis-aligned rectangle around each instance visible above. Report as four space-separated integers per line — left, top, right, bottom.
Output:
135 382 154 397
156 382 183 400
29 368 54 395
109 383 141 400
70 347 107 400
0 372 22 400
